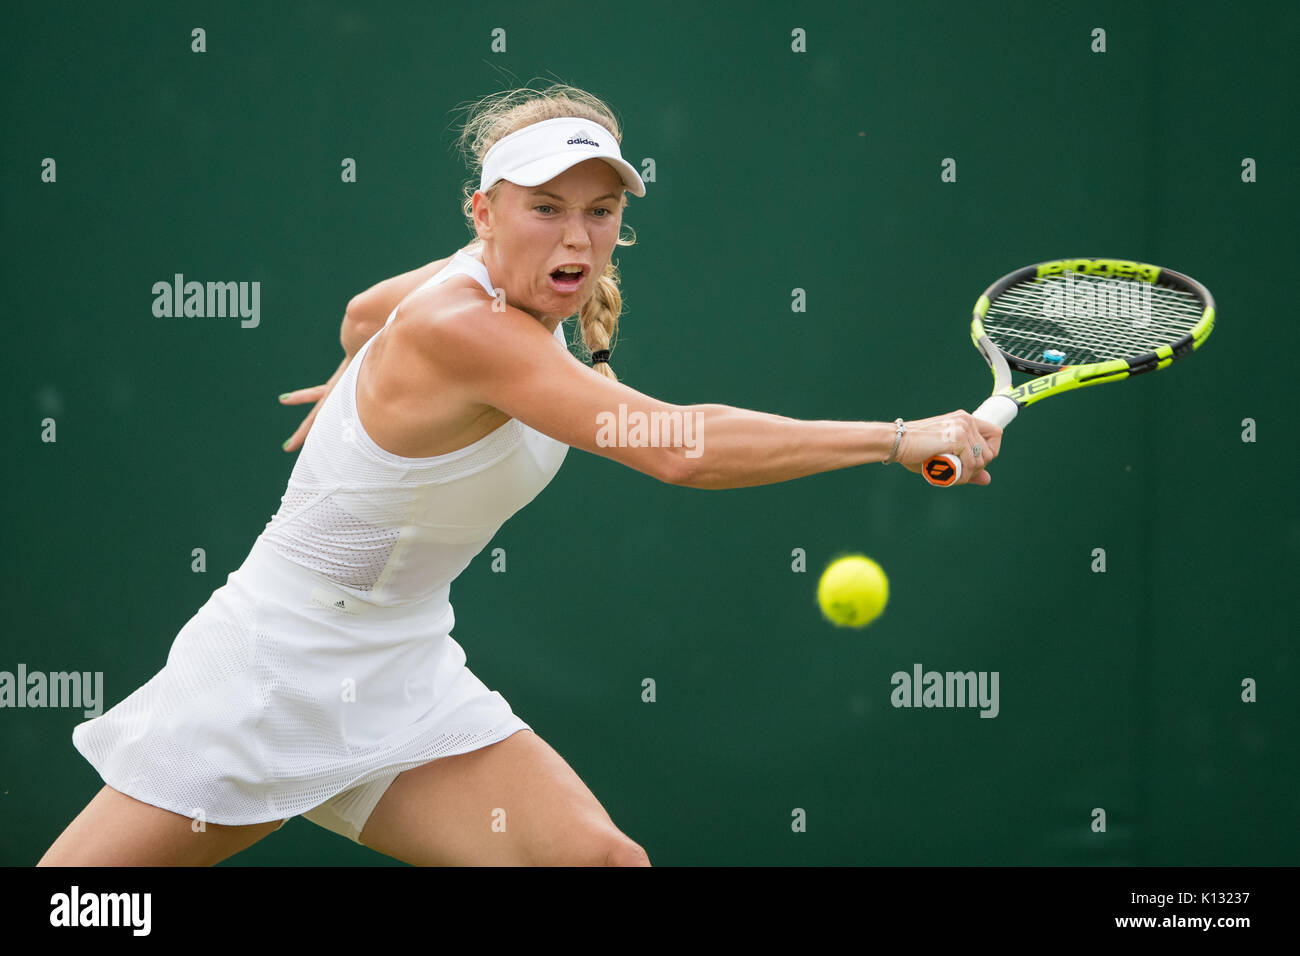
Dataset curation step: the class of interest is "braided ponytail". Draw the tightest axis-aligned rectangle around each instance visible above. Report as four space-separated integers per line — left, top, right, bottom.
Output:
578 260 623 381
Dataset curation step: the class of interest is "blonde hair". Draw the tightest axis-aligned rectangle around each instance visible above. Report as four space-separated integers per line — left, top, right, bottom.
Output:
452 83 637 382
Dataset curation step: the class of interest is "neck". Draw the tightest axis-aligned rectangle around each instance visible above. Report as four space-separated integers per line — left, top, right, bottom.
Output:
479 243 565 333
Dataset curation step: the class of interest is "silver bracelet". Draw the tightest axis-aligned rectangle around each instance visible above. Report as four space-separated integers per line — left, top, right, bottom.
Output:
883 418 906 464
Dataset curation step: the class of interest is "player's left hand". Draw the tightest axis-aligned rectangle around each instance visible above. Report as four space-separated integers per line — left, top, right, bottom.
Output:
278 355 350 452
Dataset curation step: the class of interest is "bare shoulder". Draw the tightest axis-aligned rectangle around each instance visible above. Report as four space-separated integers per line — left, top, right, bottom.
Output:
368 270 689 483
357 276 523 458
395 276 568 371
399 270 494 329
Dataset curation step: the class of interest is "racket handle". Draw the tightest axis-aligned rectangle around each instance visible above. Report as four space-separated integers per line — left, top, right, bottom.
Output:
921 394 1020 486
972 394 1020 429
922 453 962 486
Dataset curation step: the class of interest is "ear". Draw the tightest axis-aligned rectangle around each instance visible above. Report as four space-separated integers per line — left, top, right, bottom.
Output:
472 191 493 240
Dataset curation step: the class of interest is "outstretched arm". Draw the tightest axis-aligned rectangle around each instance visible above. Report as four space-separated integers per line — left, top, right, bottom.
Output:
665 405 1001 489
413 296 1002 488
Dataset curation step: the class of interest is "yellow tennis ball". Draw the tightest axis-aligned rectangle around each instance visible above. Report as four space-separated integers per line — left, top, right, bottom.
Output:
817 555 889 628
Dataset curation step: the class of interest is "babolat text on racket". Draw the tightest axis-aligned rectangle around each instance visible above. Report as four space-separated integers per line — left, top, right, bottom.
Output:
922 257 1216 486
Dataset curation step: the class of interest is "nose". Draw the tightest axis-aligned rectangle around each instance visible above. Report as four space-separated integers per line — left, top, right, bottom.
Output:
562 209 592 249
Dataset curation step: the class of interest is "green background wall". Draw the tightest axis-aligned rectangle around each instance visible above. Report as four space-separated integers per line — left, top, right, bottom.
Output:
3 0 1295 865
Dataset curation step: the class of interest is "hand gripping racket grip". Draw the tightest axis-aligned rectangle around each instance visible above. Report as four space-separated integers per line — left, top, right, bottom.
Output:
921 394 1019 486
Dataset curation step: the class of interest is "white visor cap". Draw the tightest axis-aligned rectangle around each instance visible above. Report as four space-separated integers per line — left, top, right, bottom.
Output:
479 117 646 198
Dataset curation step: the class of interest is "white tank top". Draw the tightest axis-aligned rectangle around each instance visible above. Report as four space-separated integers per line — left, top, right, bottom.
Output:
258 248 569 606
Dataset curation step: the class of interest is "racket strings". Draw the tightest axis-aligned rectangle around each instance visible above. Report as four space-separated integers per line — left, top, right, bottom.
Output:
984 273 1204 365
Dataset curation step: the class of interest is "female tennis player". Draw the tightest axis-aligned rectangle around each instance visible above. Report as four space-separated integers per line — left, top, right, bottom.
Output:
39 84 1002 867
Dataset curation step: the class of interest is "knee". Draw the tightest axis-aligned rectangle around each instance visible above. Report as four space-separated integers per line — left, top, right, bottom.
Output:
549 827 650 867
603 839 651 867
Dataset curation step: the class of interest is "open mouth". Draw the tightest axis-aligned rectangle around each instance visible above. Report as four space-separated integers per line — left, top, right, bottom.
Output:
548 267 586 292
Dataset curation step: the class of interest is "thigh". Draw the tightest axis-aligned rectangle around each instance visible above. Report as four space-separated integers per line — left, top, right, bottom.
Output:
359 729 649 866
38 785 285 867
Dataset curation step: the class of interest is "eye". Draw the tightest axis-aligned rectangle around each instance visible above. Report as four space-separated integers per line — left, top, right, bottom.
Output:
534 204 555 214
592 207 614 218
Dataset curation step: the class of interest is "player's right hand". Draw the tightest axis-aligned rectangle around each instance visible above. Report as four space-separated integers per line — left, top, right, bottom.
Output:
893 410 1003 485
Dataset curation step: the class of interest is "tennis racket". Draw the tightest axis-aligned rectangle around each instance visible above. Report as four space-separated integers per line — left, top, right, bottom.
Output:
922 257 1216 486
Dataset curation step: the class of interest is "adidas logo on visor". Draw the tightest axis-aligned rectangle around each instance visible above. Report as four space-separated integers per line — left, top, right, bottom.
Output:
566 130 600 147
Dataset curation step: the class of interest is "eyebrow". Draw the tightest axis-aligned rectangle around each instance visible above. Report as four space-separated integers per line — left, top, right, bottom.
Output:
530 189 620 203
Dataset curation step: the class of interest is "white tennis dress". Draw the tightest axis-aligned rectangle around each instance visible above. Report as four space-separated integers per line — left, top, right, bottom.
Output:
72 248 569 838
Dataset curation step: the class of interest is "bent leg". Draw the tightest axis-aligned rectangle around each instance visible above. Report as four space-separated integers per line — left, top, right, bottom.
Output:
359 729 650 866
38 785 285 866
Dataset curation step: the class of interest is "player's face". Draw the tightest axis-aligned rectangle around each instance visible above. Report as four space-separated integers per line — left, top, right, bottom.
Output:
474 159 625 323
